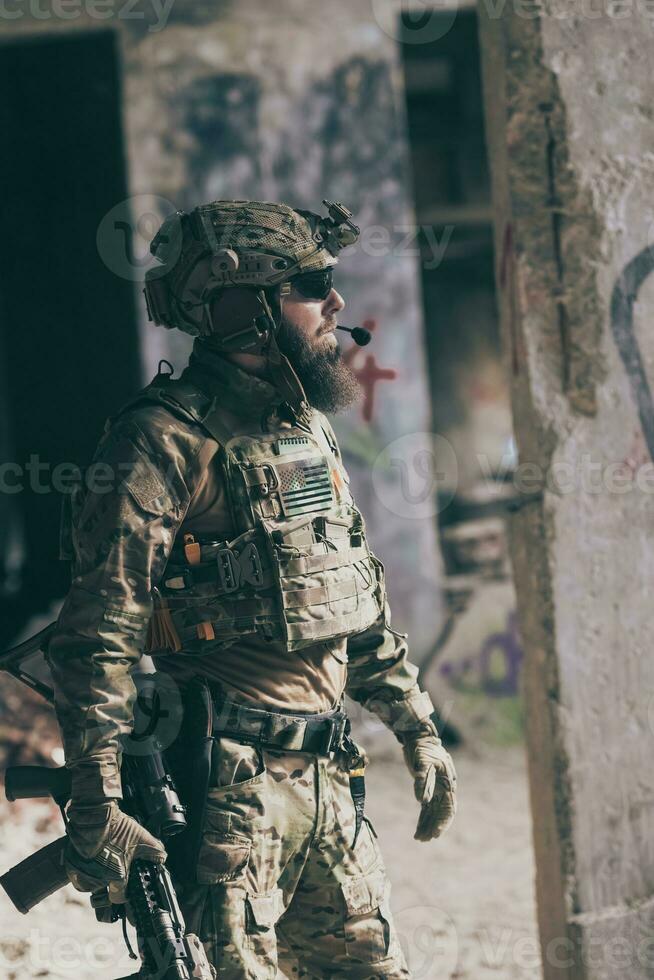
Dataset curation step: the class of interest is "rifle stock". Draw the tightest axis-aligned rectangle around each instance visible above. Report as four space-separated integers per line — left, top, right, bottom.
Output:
0 621 215 979
5 764 72 805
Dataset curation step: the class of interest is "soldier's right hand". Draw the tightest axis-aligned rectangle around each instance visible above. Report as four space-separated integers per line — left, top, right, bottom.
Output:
65 800 167 904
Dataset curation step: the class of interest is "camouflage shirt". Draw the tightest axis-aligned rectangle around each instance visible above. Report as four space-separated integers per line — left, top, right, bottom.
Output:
47 344 422 800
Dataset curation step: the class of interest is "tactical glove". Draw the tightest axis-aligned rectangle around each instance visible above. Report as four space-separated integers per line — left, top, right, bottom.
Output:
65 800 166 904
374 688 457 843
401 723 457 842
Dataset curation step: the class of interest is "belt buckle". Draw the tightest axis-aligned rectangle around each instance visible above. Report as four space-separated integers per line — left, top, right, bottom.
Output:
217 548 240 593
239 542 264 588
325 714 345 758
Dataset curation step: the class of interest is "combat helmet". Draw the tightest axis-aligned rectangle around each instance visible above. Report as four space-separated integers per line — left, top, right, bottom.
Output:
143 199 360 420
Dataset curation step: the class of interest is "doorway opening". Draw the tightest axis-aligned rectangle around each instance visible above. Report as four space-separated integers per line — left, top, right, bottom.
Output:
0 30 141 645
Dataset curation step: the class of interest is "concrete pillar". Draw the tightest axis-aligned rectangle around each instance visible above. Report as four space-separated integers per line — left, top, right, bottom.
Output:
478 5 654 978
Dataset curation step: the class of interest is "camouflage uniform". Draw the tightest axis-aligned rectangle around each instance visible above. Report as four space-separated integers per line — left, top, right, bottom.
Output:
48 345 425 977
47 198 455 977
180 739 407 979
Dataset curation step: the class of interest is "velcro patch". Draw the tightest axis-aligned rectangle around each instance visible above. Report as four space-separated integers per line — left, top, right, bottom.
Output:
122 465 167 512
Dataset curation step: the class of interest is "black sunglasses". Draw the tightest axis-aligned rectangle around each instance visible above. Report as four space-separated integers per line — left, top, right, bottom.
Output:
289 267 334 301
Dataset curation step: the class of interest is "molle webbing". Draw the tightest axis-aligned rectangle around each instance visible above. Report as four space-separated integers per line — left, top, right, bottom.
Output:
115 373 386 656
149 541 383 653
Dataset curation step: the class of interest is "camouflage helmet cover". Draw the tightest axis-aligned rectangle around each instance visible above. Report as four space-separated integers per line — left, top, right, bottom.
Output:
143 199 359 336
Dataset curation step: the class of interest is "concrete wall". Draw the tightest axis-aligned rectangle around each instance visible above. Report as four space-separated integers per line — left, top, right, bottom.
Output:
0 0 443 654
478 4 654 977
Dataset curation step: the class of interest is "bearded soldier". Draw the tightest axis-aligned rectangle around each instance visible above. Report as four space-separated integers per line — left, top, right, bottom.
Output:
47 199 457 979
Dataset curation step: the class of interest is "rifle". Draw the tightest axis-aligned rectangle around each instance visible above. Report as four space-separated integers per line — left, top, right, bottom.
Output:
0 623 215 980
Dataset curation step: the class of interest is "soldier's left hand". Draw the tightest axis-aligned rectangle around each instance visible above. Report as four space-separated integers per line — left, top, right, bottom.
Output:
401 727 457 842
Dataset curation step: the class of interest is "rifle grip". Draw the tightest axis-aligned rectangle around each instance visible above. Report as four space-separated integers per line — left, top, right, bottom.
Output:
5 765 72 805
0 835 69 913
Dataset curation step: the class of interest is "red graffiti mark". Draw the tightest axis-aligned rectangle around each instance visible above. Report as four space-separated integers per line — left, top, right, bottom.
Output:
499 221 521 377
467 377 501 403
619 429 650 478
499 221 512 289
343 318 397 422
356 356 397 422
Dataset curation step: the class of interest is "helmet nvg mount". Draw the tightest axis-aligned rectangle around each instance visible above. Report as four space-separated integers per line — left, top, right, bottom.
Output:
143 199 360 422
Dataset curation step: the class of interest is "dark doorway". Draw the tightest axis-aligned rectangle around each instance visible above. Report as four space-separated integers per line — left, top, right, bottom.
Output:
401 11 513 515
0 30 142 645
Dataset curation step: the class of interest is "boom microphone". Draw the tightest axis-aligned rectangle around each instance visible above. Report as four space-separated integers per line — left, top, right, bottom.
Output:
336 325 372 346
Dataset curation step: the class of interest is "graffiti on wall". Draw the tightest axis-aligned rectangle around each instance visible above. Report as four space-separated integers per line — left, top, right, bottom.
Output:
342 318 397 423
500 230 654 466
610 244 654 463
438 610 523 698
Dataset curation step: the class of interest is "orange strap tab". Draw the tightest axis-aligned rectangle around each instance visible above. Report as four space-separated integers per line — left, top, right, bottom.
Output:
184 533 202 565
197 622 215 641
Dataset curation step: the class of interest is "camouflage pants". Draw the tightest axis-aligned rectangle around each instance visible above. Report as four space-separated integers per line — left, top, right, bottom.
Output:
176 736 411 979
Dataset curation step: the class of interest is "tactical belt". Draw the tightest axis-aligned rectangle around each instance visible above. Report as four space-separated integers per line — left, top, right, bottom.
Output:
210 695 349 757
209 695 367 847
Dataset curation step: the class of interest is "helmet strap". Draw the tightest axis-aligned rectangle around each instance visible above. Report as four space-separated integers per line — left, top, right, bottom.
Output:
198 285 311 425
258 290 312 426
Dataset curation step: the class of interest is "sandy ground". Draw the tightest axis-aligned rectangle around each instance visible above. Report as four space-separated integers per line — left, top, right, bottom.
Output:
0 736 541 980
365 736 542 980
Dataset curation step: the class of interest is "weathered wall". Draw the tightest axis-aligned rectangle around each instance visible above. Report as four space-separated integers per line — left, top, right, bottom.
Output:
0 1 442 654
479 4 654 977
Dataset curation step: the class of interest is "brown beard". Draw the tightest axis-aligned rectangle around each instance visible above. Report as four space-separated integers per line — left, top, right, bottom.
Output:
275 316 362 414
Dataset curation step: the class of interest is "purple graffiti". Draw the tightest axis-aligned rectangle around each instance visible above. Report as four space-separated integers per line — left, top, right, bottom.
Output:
439 611 523 697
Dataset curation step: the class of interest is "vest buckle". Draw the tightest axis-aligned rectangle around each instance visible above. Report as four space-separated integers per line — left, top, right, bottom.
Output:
217 548 239 593
240 541 264 587
217 542 265 593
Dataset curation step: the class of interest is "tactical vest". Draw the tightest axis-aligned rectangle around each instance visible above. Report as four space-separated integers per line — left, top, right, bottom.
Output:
99 373 386 657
